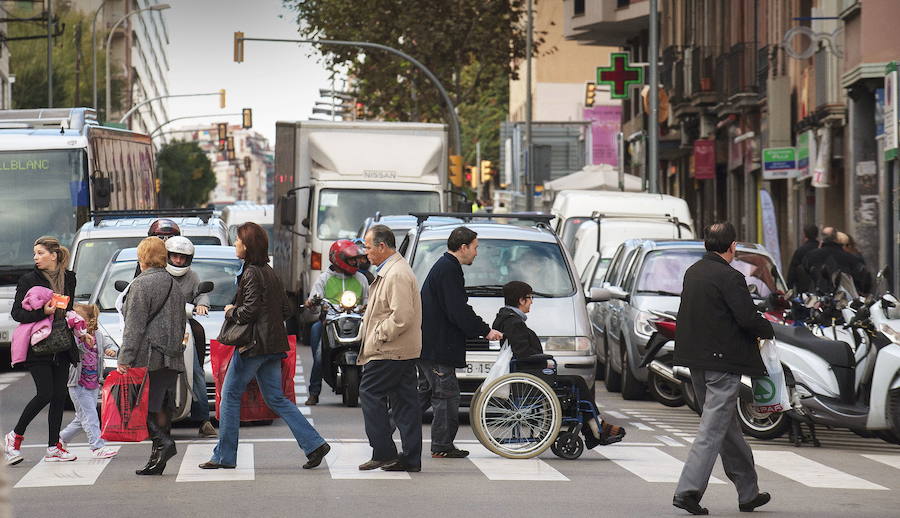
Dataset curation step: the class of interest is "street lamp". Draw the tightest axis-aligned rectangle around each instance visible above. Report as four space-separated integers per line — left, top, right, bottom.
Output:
118 90 226 126
149 113 242 138
105 3 171 121
90 0 109 110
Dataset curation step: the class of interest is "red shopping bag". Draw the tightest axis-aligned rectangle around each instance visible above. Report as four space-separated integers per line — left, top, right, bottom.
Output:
100 367 150 442
210 336 297 422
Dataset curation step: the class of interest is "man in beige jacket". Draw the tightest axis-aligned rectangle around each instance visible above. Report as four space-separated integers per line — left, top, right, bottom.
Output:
357 224 423 472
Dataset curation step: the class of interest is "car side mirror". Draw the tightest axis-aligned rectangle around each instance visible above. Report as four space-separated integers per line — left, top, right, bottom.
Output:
91 175 111 208
114 280 129 292
198 281 214 294
588 287 612 303
301 217 309 228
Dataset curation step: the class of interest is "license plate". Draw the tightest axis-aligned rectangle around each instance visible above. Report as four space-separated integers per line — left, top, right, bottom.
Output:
0 329 8 343
458 361 493 376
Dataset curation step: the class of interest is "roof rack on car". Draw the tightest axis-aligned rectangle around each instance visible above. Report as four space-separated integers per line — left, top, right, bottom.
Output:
90 208 215 225
588 211 691 254
410 212 554 227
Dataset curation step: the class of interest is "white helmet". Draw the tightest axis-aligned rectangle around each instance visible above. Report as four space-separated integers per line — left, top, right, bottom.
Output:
165 236 195 277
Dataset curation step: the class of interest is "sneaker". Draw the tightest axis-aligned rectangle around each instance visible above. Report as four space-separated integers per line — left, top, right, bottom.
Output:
45 443 77 462
198 421 218 438
91 447 119 459
4 431 23 466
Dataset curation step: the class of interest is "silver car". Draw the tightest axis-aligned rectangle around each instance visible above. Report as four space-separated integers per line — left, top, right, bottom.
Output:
402 218 598 404
587 239 786 401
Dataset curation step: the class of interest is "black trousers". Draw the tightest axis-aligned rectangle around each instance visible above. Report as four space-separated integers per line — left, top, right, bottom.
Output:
359 359 422 468
15 360 70 446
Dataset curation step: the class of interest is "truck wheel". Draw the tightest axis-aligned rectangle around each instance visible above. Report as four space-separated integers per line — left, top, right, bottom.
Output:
620 346 646 400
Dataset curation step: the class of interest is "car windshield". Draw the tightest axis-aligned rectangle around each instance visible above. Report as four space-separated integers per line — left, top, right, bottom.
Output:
95 257 242 311
635 249 785 298
317 189 440 240
73 236 222 299
411 238 575 297
228 224 274 255
560 217 590 252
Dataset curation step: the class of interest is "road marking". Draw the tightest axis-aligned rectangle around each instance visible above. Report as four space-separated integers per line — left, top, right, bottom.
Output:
297 406 311 415
629 422 654 431
753 450 887 490
0 384 8 391
593 446 724 484
862 454 900 470
294 376 306 383
605 411 628 419
656 435 684 447
296 386 307 395
176 443 254 482
325 442 410 480
14 447 120 488
0 372 26 382
466 444 568 481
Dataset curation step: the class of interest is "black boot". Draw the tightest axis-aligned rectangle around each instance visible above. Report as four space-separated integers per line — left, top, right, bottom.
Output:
136 416 163 475
136 413 177 476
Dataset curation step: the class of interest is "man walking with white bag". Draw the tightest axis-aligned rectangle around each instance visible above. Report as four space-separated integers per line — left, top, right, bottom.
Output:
673 222 774 515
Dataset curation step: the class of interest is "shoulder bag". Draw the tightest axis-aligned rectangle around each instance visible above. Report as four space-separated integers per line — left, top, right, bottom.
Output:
216 267 256 347
31 316 76 356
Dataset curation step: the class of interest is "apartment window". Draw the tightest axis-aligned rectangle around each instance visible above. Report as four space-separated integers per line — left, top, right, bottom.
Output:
574 0 585 15
617 0 630 8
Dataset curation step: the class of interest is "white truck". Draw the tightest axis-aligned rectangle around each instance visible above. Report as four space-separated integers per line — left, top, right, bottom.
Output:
273 120 448 327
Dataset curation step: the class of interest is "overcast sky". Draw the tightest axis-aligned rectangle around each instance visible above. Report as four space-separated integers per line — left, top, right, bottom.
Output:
164 0 333 143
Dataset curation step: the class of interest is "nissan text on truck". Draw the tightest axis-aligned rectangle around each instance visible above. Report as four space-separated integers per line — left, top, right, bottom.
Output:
273 121 448 333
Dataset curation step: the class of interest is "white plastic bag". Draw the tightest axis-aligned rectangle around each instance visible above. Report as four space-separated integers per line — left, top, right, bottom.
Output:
751 339 791 414
481 342 512 399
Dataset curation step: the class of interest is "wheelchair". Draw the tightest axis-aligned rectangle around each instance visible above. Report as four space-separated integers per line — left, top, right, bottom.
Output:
469 354 599 460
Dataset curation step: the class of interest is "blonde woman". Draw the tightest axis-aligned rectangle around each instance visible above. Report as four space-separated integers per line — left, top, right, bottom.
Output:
118 237 187 475
4 236 78 466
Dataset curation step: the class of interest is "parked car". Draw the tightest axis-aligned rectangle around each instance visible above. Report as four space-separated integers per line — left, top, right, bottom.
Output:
401 214 600 404
90 245 241 417
358 214 462 247
588 239 786 400
70 210 228 302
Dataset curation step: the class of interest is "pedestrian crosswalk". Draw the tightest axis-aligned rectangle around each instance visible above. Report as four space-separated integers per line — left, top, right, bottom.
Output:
0 371 27 392
7 440 899 490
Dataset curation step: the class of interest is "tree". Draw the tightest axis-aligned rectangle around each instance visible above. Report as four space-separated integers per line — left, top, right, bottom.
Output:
157 141 216 208
282 0 542 163
7 3 118 116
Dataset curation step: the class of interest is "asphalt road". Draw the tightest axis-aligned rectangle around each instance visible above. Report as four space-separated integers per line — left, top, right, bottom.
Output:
2 345 899 518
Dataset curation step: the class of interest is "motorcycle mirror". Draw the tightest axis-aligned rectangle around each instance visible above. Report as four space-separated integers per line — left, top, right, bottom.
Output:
114 280 129 292
198 281 214 294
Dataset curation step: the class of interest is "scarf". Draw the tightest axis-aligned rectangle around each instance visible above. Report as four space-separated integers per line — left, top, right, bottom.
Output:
41 266 65 295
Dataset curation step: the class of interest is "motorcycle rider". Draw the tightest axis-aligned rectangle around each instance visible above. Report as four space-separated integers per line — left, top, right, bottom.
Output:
133 219 182 278
304 240 369 406
165 236 217 438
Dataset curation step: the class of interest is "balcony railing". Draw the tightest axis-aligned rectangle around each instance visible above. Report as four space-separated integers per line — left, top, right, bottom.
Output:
689 46 716 97
757 45 769 98
725 42 758 97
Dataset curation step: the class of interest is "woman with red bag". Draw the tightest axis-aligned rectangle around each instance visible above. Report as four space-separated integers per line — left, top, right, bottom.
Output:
117 237 187 476
200 223 330 470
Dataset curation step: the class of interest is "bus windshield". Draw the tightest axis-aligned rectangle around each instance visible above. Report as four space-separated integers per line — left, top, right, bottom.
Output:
0 149 85 269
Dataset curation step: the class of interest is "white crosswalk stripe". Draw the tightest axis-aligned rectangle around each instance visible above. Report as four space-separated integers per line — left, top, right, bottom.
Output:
467 444 568 481
863 454 900 470
14 447 120 488
176 444 255 482
753 450 888 490
592 445 724 484
325 442 410 480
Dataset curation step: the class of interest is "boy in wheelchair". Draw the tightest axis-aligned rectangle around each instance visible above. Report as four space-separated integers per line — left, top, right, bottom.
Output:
493 281 626 449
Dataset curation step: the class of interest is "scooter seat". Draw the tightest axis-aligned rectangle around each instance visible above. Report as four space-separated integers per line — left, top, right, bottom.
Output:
772 325 854 368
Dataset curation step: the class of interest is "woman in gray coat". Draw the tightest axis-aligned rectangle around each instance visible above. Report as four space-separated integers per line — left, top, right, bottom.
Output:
117 237 187 476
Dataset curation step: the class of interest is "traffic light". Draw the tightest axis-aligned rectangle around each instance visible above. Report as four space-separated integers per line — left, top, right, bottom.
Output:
466 165 477 188
233 31 244 63
449 155 463 188
219 89 226 109
242 108 252 129
217 122 227 141
226 136 235 161
244 156 252 170
355 102 364 120
585 82 596 108
480 160 493 183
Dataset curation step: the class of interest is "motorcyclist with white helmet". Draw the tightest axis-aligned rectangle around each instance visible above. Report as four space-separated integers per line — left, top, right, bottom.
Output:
165 237 216 438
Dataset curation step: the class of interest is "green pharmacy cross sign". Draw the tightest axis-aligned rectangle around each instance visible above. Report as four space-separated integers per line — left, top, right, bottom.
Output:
597 52 644 99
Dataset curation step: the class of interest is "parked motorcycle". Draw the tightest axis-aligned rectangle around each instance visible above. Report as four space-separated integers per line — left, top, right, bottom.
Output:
313 290 365 407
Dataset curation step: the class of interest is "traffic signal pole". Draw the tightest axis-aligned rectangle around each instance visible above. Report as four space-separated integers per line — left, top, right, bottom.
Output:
648 0 659 194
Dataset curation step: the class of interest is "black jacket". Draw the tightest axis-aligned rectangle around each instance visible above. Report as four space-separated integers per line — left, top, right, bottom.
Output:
786 239 818 292
674 252 772 376
12 267 77 364
226 264 293 358
802 242 871 294
420 253 490 368
493 307 542 360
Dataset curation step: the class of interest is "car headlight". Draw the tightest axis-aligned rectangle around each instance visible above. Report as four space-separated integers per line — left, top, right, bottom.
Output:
634 311 656 339
340 290 358 309
879 323 900 345
544 336 592 353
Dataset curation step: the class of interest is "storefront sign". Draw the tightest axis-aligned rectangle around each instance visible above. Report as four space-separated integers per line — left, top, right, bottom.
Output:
797 131 810 178
762 147 798 179
583 105 622 167
885 63 898 161
694 139 716 180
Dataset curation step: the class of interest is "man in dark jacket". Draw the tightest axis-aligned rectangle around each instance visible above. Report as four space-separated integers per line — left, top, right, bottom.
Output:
673 222 772 516
801 228 871 294
419 226 502 458
786 224 818 292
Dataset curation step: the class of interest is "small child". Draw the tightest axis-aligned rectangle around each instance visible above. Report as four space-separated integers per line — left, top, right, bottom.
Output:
59 303 118 459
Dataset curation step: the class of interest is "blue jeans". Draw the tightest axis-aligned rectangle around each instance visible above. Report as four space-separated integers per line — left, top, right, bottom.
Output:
190 351 210 422
308 321 324 396
211 349 326 466
59 386 104 450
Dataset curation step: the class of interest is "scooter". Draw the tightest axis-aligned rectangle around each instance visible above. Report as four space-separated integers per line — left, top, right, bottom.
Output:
316 290 365 407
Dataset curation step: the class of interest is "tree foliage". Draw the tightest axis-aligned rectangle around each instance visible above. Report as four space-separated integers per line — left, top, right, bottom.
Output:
7 2 119 116
157 141 216 208
282 0 542 163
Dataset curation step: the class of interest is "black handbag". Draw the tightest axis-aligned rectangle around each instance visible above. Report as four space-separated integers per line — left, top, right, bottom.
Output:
32 317 76 356
216 319 255 347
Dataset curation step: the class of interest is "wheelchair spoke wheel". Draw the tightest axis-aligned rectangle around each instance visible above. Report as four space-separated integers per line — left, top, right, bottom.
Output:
471 373 562 459
552 432 584 460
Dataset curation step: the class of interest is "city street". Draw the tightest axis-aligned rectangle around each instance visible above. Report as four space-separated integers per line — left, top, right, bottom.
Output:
3 345 898 518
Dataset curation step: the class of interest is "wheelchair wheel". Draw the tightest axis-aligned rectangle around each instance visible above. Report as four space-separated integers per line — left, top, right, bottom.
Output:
551 432 584 460
471 373 562 459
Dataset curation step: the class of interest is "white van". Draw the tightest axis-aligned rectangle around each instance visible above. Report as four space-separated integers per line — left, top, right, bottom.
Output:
550 190 694 280
221 203 275 254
